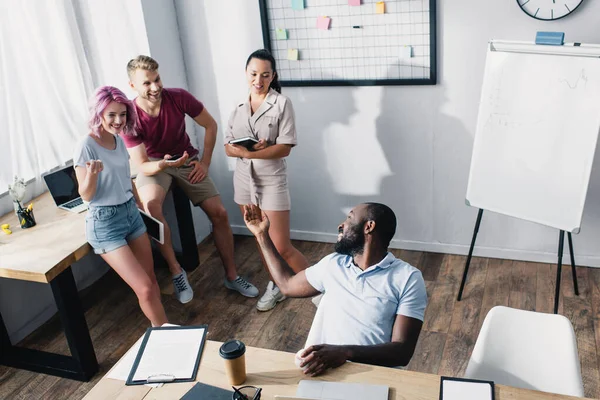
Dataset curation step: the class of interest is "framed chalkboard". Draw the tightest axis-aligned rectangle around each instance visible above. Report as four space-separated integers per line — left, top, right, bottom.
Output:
259 0 437 86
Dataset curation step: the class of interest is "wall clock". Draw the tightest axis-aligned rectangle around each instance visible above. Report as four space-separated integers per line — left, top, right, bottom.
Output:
517 0 584 20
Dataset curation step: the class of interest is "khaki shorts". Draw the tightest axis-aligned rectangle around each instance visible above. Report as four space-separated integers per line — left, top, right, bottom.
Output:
136 158 219 206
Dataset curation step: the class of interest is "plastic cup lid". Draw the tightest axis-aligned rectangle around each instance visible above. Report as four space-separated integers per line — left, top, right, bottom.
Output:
219 339 246 359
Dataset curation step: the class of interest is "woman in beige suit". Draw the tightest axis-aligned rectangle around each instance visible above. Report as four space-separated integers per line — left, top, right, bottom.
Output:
225 49 309 311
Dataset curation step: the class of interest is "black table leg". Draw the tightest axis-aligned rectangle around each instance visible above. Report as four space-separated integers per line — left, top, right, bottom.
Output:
172 185 200 272
0 267 98 381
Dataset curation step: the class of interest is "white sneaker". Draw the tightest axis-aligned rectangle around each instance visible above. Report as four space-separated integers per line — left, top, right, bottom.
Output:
256 281 286 312
224 276 259 298
172 270 193 304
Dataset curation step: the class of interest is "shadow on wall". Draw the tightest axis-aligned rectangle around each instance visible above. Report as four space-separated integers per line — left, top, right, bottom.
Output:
288 69 367 235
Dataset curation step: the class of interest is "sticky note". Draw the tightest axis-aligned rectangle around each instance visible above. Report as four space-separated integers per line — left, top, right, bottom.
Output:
287 49 299 60
317 16 331 30
276 28 288 40
291 0 304 10
376 1 385 13
349 0 361 5
401 45 412 59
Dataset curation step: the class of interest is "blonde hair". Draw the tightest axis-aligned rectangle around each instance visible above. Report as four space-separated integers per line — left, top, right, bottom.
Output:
127 55 159 78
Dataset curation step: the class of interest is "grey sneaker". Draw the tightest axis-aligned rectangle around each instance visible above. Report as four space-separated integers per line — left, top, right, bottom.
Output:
172 270 193 304
224 276 259 298
256 281 286 311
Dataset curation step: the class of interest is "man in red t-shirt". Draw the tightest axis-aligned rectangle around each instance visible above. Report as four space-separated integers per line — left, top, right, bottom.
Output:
123 55 258 304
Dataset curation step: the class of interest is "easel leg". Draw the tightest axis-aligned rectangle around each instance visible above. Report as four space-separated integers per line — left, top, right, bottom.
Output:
554 230 565 314
567 232 579 296
457 209 484 301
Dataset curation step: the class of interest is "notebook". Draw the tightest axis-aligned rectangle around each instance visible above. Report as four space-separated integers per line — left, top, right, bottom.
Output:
229 136 259 150
181 382 233 399
440 376 495 400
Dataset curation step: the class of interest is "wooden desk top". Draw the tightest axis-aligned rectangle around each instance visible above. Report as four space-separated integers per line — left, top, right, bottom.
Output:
0 191 90 283
82 341 588 400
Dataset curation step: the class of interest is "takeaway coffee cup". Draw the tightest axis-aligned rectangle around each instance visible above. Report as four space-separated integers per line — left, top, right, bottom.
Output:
219 339 247 385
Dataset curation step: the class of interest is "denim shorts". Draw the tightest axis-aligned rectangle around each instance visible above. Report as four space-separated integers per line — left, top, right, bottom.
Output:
86 197 147 254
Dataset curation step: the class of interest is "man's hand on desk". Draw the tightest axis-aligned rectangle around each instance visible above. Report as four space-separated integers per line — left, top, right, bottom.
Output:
300 344 350 376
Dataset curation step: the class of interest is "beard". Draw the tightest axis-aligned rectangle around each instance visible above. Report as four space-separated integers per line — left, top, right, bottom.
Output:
334 224 365 256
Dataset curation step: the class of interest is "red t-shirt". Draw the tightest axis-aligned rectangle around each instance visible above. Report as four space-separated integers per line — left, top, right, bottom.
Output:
122 88 204 159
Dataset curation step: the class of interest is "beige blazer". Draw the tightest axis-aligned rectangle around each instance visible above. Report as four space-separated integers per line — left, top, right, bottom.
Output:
225 89 297 209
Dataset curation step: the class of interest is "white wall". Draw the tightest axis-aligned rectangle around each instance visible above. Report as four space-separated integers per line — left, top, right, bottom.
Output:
0 0 210 343
140 0 212 243
175 0 600 267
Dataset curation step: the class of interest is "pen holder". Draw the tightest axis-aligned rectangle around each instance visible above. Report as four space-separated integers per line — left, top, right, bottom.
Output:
17 209 36 229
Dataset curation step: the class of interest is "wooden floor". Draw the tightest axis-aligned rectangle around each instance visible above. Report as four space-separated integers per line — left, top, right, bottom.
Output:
1 235 600 399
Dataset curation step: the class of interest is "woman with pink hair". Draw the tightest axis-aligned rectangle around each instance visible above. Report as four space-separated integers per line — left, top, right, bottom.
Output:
73 86 168 326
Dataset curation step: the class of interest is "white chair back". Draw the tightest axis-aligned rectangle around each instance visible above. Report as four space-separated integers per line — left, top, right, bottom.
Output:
465 306 584 397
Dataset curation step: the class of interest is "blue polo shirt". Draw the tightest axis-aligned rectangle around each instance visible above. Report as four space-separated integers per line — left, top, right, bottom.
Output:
304 252 427 346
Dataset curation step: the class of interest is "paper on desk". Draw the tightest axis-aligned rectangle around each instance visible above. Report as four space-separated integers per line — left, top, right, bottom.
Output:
132 327 206 382
106 333 161 387
106 323 180 387
442 379 493 400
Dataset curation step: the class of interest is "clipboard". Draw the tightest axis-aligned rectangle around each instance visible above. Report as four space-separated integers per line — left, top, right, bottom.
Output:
439 376 495 400
126 324 208 386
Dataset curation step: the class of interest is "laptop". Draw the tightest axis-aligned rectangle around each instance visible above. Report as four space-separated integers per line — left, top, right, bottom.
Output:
43 165 88 213
275 380 389 400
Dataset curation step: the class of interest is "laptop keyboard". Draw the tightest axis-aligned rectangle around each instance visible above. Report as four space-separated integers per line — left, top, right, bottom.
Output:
63 198 84 209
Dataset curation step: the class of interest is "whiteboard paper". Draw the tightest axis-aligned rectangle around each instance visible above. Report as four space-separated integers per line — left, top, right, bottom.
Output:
466 42 600 232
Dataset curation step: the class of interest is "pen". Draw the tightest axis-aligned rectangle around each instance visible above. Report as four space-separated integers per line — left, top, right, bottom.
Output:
232 386 248 400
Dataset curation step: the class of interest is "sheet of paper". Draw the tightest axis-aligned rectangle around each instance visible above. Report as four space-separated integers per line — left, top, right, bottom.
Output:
106 333 161 387
317 16 331 30
291 0 304 10
349 0 361 6
132 327 206 382
442 379 493 400
401 45 412 59
376 1 385 14
276 28 288 40
287 49 299 61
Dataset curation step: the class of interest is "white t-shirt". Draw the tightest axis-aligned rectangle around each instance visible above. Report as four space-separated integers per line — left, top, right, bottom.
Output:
304 252 427 347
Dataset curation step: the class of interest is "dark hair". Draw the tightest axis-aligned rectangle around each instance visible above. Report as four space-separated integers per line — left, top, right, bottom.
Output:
245 49 281 93
363 203 397 248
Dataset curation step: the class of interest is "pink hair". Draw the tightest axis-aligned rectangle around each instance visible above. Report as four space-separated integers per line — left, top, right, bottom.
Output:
88 86 137 137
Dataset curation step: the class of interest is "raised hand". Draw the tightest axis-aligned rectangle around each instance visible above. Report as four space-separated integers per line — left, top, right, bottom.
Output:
85 160 104 175
243 204 270 236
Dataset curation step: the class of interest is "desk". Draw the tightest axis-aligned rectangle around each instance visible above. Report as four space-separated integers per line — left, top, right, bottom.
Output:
0 191 97 380
83 341 589 400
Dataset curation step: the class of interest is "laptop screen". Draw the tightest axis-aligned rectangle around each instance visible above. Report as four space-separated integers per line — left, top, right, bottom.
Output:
43 166 80 206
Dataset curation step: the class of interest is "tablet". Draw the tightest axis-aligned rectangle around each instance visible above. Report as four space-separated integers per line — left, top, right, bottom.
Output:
138 208 165 244
229 136 259 150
